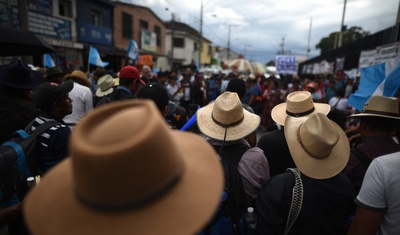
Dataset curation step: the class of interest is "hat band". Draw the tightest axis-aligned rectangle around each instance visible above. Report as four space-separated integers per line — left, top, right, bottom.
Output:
297 124 330 160
75 165 182 212
211 114 244 128
362 109 400 117
286 107 315 118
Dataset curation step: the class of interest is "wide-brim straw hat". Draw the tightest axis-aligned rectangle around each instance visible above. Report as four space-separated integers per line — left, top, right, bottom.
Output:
348 95 400 119
197 91 260 141
284 112 350 179
64 70 91 88
96 74 115 97
23 100 224 235
271 91 331 126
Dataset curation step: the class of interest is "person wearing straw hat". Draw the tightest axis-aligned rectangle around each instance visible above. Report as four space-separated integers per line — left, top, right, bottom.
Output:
197 91 269 233
342 95 400 194
93 74 115 107
257 91 331 177
256 112 355 234
23 100 224 235
63 70 93 128
96 66 145 107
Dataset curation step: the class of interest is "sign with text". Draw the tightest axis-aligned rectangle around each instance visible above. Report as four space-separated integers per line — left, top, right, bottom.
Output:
28 11 71 40
77 21 112 46
276 56 297 74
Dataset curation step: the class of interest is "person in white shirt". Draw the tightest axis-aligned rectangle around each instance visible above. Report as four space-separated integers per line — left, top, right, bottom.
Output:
63 70 93 128
349 151 400 235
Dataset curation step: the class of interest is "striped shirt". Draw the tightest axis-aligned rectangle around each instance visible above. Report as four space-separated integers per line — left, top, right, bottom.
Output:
30 115 71 174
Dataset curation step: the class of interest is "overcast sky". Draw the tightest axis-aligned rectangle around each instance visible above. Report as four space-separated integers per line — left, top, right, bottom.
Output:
125 0 399 64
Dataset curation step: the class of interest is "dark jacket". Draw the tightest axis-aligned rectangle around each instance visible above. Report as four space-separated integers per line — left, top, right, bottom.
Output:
256 171 355 235
0 87 39 144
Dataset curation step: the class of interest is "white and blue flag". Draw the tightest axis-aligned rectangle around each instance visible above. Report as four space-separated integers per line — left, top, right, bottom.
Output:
89 46 109 67
127 39 139 61
348 62 400 111
44 54 55 68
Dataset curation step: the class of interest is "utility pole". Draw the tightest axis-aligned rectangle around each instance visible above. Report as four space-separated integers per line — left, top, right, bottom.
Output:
306 18 312 59
338 0 347 47
197 0 203 69
227 24 237 61
170 13 175 70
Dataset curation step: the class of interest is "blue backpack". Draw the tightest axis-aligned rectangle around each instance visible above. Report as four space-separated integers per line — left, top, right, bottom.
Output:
0 120 59 208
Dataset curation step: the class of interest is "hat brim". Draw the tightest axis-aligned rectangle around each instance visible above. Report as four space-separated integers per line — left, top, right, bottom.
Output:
57 80 74 99
95 88 114 97
271 102 331 126
347 112 400 120
23 132 223 235
284 116 350 179
197 102 260 141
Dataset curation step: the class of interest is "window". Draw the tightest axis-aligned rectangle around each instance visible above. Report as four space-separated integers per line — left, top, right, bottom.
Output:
122 13 132 38
194 42 198 51
140 20 148 30
173 38 184 48
59 0 72 17
90 10 102 26
154 25 161 47
208 45 212 55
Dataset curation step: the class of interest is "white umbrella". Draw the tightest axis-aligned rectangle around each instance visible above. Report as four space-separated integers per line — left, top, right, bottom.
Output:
226 58 255 74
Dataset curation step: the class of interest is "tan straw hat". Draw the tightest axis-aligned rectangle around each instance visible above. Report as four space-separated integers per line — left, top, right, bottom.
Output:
271 91 331 126
24 100 224 235
96 74 115 96
348 95 400 119
284 112 350 179
197 91 260 141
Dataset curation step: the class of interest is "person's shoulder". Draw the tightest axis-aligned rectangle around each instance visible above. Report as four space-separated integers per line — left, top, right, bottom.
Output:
371 151 400 171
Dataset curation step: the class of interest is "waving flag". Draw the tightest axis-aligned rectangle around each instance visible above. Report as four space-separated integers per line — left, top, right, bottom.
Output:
127 39 139 61
348 62 400 111
44 54 55 68
89 46 109 67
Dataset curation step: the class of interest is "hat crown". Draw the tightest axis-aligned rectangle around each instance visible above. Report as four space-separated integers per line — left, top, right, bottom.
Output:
119 66 140 79
298 113 339 159
362 95 399 116
71 101 183 208
286 91 315 115
212 92 244 125
98 74 114 91
0 59 43 89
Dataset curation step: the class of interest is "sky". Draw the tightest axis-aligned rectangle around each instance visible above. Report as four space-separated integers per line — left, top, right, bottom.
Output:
123 0 399 64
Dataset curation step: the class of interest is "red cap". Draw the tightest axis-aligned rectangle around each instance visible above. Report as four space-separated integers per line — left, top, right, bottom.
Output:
119 66 145 85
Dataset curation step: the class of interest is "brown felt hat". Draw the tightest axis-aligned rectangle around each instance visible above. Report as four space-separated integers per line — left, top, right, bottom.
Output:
23 100 224 235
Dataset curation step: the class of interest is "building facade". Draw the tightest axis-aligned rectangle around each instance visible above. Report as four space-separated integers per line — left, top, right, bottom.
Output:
113 2 167 72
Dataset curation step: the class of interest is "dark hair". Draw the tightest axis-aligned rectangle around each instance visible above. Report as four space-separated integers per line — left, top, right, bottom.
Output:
137 82 169 114
118 77 135 87
226 78 246 98
335 88 345 97
94 68 106 77
361 116 400 133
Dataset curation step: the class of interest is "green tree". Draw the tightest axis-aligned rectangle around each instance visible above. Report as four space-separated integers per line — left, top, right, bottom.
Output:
316 26 369 54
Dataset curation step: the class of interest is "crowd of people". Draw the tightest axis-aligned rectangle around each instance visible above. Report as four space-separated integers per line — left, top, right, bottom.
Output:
0 58 399 235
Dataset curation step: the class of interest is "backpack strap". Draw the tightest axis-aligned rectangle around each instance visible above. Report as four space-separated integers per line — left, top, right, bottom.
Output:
25 120 61 138
350 147 372 169
285 168 303 235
